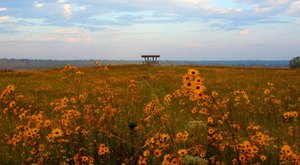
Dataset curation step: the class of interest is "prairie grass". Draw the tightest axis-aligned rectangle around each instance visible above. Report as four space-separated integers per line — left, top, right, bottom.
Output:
0 64 299 164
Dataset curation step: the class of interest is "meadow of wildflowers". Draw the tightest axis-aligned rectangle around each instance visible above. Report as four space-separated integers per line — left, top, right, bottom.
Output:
0 64 299 164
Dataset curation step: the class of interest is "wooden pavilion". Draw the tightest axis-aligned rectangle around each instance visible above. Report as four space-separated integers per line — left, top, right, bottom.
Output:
141 55 160 65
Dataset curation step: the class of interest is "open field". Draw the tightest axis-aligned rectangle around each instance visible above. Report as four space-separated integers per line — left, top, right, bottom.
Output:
0 64 299 164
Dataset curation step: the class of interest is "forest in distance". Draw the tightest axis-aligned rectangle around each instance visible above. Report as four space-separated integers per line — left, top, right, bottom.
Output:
0 58 289 70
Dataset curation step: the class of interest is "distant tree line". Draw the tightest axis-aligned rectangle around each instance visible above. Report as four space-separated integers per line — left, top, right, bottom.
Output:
0 58 290 70
0 58 100 70
0 58 141 70
289 56 300 69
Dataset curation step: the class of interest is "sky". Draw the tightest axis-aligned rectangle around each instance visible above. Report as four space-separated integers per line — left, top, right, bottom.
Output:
0 0 300 60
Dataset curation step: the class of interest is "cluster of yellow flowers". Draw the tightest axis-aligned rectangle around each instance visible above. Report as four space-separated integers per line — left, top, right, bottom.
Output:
145 133 170 150
247 122 262 131
143 99 163 116
98 143 110 156
283 111 299 120
61 64 79 73
8 111 45 147
238 140 259 164
143 98 164 126
163 94 172 105
175 131 189 143
72 154 95 164
250 131 273 146
233 89 250 105
0 85 15 99
280 144 300 164
161 154 180 165
182 68 206 101
46 128 63 142
137 155 149 165
61 64 83 82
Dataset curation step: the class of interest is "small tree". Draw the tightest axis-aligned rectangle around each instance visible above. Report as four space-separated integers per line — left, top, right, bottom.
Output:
289 56 300 69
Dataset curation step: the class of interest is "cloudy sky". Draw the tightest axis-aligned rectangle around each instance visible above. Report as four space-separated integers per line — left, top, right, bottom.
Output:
0 0 299 60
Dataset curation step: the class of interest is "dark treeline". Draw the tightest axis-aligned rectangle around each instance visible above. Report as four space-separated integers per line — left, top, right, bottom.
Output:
162 60 289 67
0 58 140 70
0 58 96 70
0 58 289 70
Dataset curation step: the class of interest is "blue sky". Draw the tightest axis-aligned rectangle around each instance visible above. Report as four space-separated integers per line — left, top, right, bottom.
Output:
0 0 299 60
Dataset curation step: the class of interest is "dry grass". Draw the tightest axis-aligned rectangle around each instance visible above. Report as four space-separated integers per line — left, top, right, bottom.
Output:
0 64 299 164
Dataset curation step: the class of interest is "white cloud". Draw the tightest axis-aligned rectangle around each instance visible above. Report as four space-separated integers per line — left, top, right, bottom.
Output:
57 0 65 3
172 0 243 14
50 27 91 43
34 1 44 8
297 19 300 24
53 27 87 35
0 8 7 12
287 0 300 14
233 0 290 15
239 29 250 36
174 0 204 6
79 5 87 11
254 7 273 13
63 4 72 18
183 41 202 48
173 0 211 9
0 16 11 23
269 0 289 5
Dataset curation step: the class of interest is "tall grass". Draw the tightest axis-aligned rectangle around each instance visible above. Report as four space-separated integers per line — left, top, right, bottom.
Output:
0 64 299 164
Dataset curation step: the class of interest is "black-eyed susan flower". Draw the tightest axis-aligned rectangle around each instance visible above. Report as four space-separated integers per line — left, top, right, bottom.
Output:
264 89 270 95
235 96 241 101
153 148 162 158
19 113 26 119
160 133 170 141
188 68 199 77
177 149 188 157
82 156 89 162
207 117 213 124
281 145 292 154
163 154 171 161
239 154 247 163
46 134 54 143
260 155 267 161
143 150 150 157
200 151 206 158
191 107 197 114
9 101 16 108
38 144 45 152
232 158 238 164
51 128 63 137
171 158 178 164
183 74 192 82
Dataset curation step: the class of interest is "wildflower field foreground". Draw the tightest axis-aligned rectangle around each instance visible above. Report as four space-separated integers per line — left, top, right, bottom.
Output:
0 64 299 165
